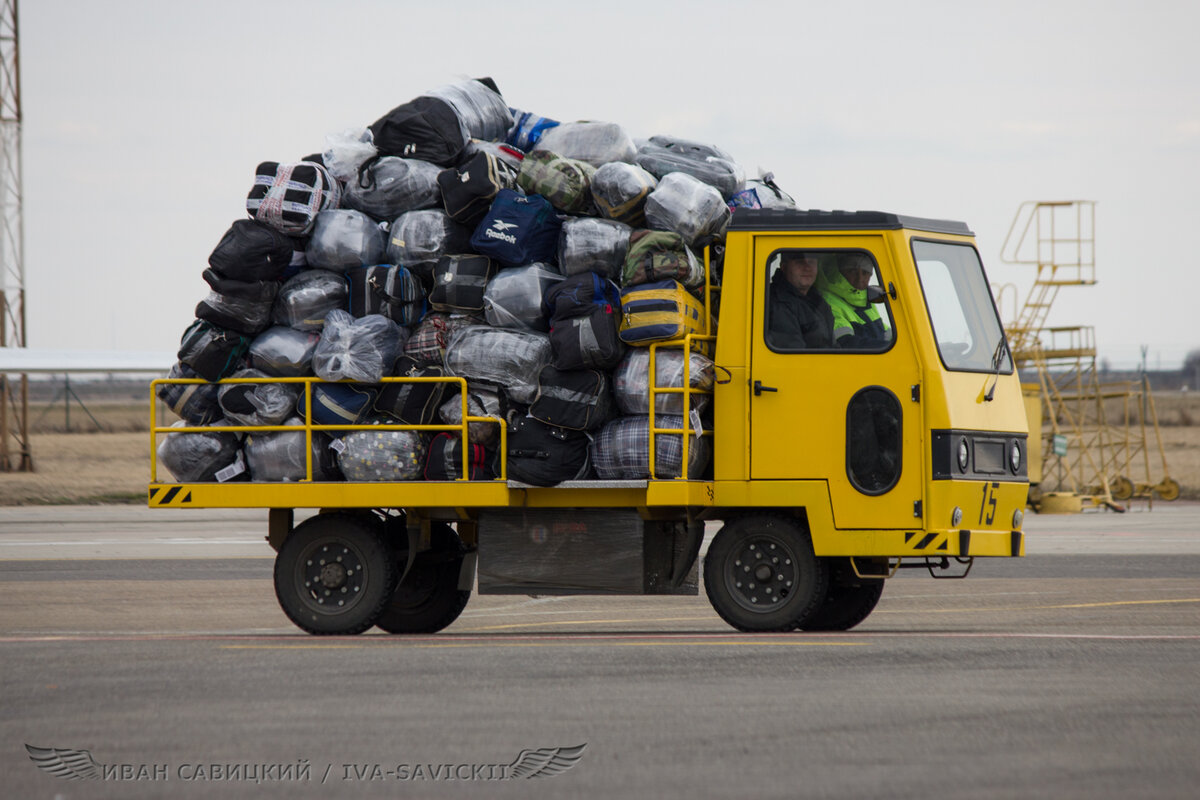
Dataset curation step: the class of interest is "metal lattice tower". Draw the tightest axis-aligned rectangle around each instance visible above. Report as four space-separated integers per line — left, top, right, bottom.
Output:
0 0 31 472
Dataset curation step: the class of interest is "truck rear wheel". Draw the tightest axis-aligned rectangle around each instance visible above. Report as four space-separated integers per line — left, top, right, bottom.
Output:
273 513 397 635
375 523 471 634
796 558 885 631
703 515 829 632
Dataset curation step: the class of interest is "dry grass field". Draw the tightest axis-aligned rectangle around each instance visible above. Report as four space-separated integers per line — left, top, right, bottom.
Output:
1 391 1197 506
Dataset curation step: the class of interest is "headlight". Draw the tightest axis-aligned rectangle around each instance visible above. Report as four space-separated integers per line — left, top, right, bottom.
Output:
957 438 970 472
1010 441 1022 473
951 506 963 527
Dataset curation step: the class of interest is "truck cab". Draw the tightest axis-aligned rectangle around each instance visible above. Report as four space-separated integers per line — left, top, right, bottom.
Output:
149 209 1028 635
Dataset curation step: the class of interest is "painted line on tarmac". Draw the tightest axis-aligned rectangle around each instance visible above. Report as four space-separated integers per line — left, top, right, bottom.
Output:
876 596 1200 614
219 640 869 650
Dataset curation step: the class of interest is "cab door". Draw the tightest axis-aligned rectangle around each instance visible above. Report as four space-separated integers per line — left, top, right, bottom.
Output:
748 235 925 530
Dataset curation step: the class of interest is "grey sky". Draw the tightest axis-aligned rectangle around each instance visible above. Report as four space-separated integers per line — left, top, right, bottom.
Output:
15 0 1200 369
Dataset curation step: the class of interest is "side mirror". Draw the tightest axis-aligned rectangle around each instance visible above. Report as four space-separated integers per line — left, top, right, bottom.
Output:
866 285 888 304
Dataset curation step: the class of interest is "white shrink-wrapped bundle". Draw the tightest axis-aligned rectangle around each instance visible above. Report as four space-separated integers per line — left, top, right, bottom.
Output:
312 310 405 384
305 209 386 271
424 78 513 143
644 172 731 249
342 157 443 221
272 270 348 331
613 348 716 416
244 418 339 482
157 421 243 483
634 135 745 199
533 121 636 167
443 326 552 406
590 162 657 226
438 387 508 447
483 263 564 331
322 127 378 183
558 218 632 280
338 427 427 481
386 209 474 280
590 415 710 480
217 368 300 426
248 326 320 377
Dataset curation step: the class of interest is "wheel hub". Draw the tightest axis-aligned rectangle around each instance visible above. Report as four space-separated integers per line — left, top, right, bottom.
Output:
299 542 366 610
726 537 796 612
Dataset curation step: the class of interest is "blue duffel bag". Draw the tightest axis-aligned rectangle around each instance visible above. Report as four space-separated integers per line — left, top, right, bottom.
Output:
469 189 561 268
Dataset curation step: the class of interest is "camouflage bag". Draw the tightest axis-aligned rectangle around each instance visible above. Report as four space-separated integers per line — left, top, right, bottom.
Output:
516 150 596 214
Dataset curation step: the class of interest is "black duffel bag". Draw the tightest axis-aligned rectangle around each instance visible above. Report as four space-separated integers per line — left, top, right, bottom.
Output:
505 416 591 487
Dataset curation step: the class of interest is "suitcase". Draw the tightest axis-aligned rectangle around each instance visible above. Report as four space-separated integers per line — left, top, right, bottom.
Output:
544 273 625 371
532 121 636 167
589 414 710 480
424 432 495 481
469 190 562 268
613 348 716 416
385 209 474 281
437 150 519 228
590 162 658 226
402 312 483 366
247 326 320 377
157 421 244 483
529 365 613 432
345 264 425 326
304 209 387 271
558 217 632 280
505 416 591 486
643 172 731 250
634 135 745 200
369 94 470 167
296 383 378 426
156 362 224 425
272 270 349 332
622 229 705 290
337 427 427 482
208 219 295 282
516 150 596 214
618 280 708 347
343 156 443 222
194 269 279 336
428 255 498 314
443 326 553 406
177 319 251 382
216 368 300 427
482 263 563 331
244 418 340 481
312 309 405 384
506 108 560 152
374 357 452 426
245 160 341 236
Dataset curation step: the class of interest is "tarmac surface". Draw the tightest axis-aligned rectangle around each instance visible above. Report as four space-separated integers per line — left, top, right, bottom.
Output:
0 501 1198 798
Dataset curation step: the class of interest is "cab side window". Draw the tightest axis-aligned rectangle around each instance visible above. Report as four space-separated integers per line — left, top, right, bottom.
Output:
765 249 893 352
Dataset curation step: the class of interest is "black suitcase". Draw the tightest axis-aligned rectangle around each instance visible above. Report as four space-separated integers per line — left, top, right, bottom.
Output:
345 264 426 326
304 209 387 271
177 319 251 382
374 356 452 426
544 273 625 371
505 416 591 487
437 150 518 227
424 432 495 481
195 268 280 336
156 362 224 425
208 219 294 282
369 95 469 167
529 365 613 432
428 255 497 314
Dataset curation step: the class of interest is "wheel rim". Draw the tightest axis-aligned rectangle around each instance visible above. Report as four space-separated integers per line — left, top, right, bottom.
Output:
722 533 798 613
293 537 370 616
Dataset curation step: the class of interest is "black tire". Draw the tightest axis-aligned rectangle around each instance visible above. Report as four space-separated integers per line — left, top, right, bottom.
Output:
273 513 397 635
703 515 829 632
375 523 471 634
796 558 885 632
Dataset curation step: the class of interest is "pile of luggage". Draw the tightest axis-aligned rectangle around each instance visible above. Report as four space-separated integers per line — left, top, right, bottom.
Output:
156 77 795 486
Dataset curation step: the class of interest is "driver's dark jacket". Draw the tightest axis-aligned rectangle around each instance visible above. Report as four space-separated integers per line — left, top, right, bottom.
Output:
767 270 835 349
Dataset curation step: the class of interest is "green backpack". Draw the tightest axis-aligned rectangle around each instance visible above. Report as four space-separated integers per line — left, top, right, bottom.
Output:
622 230 705 290
517 150 596 214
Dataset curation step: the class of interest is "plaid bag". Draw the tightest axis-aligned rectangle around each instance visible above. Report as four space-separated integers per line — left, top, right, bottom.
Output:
516 150 596 214
589 414 710 480
402 312 483 366
246 161 341 236
424 432 495 481
443 326 552 406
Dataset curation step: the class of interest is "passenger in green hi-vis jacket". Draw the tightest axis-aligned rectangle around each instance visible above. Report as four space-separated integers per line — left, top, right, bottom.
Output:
816 253 891 349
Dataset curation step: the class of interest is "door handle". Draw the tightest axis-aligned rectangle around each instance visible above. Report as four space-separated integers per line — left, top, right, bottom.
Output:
753 380 778 396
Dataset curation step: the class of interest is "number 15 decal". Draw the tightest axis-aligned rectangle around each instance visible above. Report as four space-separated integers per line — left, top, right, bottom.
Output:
979 481 999 525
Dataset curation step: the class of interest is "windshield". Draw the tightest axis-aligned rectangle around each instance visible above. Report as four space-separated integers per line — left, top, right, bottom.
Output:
912 240 1012 373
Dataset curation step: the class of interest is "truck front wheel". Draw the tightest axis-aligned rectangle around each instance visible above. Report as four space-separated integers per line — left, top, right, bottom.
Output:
704 515 829 632
273 513 397 635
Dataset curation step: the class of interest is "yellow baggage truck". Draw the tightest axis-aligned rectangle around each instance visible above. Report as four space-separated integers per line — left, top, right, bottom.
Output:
149 209 1028 635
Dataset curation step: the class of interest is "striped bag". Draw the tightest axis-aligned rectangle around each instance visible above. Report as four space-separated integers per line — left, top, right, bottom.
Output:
246 161 341 236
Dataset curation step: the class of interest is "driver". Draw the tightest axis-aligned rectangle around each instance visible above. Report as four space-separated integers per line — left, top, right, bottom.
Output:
768 252 834 349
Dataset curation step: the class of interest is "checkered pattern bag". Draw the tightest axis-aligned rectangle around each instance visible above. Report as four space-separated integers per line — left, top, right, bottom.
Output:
589 414 710 480
246 161 341 236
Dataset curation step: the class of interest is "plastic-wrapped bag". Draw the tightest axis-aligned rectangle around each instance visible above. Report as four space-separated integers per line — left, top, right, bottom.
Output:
304 209 386 271
634 135 745 200
532 121 636 167
248 326 320 377
246 161 341 236
157 420 244 483
644 172 731 250
322 127 378 183
438 386 509 447
194 270 279 338
343 156 443 222
244 417 339 482
558 218 632 280
337 426 427 482
272 270 348 331
424 78 513 143
460 139 525 172
590 162 657 226
516 151 595 215
622 230 704 290
443 326 552 406
386 209 474 280
482 263 563 331
312 309 405 384
208 219 294 282
217 368 300 427
590 414 710 480
157 362 223 425
403 312 483 366
736 173 796 210
613 348 715 416
506 108 560 152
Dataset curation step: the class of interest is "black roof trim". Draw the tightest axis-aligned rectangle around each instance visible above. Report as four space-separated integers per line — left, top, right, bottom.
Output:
727 209 973 236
